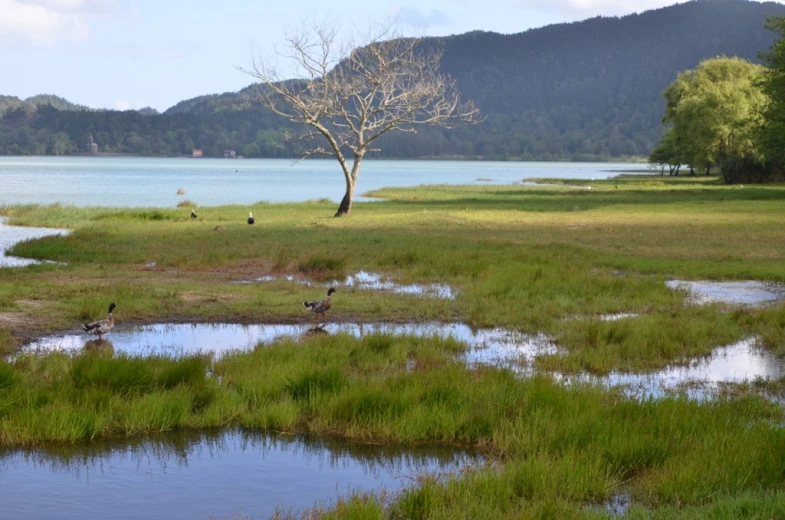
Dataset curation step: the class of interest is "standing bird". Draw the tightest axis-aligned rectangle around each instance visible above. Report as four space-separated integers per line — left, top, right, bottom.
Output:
247 212 255 225
191 209 198 219
82 302 116 342
303 288 336 325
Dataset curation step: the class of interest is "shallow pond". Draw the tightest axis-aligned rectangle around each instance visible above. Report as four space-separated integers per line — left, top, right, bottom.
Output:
23 323 785 399
238 271 457 300
24 322 555 370
0 429 477 520
666 280 785 306
572 338 785 400
0 216 70 268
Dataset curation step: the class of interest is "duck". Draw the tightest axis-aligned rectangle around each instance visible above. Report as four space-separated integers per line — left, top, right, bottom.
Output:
303 288 336 324
247 212 255 225
82 302 116 342
191 209 198 219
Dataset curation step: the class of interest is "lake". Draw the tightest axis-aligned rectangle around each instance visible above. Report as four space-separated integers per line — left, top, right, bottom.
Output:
0 156 649 208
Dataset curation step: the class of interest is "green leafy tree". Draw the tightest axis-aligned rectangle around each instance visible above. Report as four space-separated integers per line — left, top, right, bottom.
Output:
658 57 767 175
648 129 685 175
758 16 785 169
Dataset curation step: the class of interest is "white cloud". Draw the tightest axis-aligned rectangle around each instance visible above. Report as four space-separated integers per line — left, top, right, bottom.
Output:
391 5 452 28
114 98 148 111
0 0 122 47
516 0 690 17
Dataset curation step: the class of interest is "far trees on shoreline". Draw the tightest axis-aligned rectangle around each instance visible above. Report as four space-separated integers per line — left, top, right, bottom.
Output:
650 16 785 183
2 1 782 162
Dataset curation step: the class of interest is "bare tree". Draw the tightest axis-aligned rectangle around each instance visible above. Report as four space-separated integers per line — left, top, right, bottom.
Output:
240 22 480 216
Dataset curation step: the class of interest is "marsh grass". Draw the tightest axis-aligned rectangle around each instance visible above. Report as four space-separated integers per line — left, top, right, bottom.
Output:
1 179 784 364
297 255 347 278
2 333 785 514
2 177 785 516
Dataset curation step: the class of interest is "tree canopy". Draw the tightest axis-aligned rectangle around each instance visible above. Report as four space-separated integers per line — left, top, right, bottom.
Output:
757 15 785 168
656 57 767 173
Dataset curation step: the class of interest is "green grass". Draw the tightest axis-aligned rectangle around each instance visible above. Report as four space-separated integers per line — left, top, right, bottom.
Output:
2 175 785 516
2 334 785 516
2 177 784 366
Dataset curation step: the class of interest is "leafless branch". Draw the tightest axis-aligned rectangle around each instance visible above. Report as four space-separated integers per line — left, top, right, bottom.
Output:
238 19 480 215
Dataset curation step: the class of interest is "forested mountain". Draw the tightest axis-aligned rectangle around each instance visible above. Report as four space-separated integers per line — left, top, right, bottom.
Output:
2 0 785 159
0 94 90 116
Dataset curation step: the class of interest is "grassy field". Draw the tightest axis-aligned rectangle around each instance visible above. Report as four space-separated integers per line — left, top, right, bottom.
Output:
2 175 785 517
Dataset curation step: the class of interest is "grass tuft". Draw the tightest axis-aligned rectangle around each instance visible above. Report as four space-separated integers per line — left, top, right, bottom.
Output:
284 368 346 402
297 255 346 277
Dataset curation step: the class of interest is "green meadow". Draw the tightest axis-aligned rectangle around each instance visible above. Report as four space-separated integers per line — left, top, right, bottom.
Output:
1 175 785 518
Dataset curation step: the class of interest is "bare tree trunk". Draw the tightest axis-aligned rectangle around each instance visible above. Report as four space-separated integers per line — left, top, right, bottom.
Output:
336 177 356 216
335 154 363 217
241 21 478 217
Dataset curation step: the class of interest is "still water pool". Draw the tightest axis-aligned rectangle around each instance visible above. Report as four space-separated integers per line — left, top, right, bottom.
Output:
23 322 785 400
0 429 477 520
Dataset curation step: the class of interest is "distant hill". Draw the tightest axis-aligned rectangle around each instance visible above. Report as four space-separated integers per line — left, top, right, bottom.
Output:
0 94 90 116
3 0 785 159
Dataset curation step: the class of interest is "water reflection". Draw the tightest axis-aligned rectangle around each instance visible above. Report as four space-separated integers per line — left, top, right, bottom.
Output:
22 324 785 400
24 322 556 370
666 280 785 306
82 339 115 355
237 271 457 300
0 216 70 267
339 271 456 299
0 429 477 520
562 338 785 400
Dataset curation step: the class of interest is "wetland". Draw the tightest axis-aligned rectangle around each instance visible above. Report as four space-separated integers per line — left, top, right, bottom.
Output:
1 172 785 518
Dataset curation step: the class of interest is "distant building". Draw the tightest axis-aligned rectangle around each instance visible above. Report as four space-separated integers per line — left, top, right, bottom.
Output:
192 148 203 158
86 133 98 155
223 149 237 158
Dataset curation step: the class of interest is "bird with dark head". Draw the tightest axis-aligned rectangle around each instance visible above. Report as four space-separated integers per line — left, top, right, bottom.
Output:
247 212 255 225
82 302 116 342
191 209 197 219
303 287 336 325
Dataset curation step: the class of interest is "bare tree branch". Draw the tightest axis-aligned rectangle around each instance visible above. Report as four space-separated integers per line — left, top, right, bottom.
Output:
238 20 480 216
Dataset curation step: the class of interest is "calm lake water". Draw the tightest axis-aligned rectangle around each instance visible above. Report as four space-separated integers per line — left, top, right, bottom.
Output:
0 429 477 520
0 156 648 207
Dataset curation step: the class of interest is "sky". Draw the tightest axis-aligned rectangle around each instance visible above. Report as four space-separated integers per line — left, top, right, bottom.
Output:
0 0 778 111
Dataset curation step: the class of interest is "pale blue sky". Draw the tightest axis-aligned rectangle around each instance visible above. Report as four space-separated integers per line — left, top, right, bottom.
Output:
0 0 775 111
